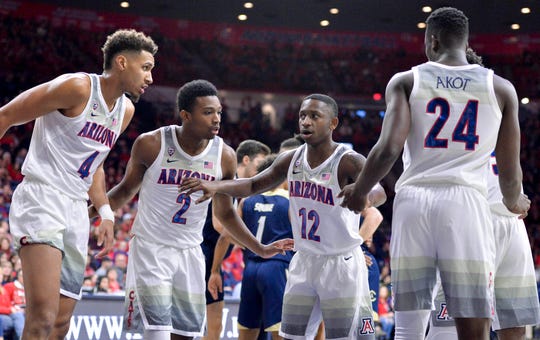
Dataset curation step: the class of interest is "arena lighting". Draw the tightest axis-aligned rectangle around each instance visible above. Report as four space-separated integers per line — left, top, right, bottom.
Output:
320 20 330 27
521 7 531 14
521 97 530 104
120 1 129 8
244 2 254 9
511 23 520 30
238 14 247 21
373 93 382 101
417 22 426 29
422 6 432 13
330 8 339 14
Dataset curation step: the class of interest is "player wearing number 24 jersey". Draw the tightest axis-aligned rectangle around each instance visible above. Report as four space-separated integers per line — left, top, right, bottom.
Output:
338 7 529 340
91 80 292 339
180 93 386 340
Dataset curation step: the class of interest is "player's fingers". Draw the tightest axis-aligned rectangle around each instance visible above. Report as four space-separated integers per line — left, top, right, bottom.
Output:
195 193 212 204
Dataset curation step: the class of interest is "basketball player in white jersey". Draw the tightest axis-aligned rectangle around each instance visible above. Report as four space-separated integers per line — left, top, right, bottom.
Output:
425 48 540 340
0 30 157 339
181 93 386 339
338 7 529 340
90 80 293 340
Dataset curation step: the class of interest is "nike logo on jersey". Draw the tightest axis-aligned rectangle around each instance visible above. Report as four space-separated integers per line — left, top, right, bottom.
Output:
90 112 98 117
166 158 178 163
292 170 301 174
344 256 352 261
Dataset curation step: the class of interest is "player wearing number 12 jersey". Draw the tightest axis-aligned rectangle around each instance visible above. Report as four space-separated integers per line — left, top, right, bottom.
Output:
180 93 386 340
338 7 529 340
95 80 292 339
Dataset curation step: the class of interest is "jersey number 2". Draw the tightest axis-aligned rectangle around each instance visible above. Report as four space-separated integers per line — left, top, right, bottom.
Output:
424 98 479 150
172 193 191 224
299 208 320 242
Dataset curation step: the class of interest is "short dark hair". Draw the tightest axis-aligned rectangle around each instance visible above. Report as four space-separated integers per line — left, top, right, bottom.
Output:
102 29 158 70
236 140 271 164
279 135 304 152
303 94 338 117
176 79 218 113
256 154 277 173
426 7 469 47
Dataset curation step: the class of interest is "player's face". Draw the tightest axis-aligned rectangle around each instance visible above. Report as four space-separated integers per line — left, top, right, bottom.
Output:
123 50 155 103
187 96 222 139
298 99 337 145
244 153 267 178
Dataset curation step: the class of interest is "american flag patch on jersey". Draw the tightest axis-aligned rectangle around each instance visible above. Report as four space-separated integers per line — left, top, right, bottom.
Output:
321 173 331 180
204 161 213 169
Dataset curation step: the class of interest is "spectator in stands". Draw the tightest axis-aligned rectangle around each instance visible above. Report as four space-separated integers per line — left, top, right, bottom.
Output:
3 268 25 339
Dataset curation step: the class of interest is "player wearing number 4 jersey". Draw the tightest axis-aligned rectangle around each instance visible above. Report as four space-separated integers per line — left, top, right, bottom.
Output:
181 93 386 340
339 7 529 340
89 79 292 340
1 29 157 340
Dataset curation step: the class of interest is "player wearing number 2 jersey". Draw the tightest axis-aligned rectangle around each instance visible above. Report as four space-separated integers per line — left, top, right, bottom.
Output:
180 93 386 340
1 30 157 339
339 7 529 340
93 80 292 339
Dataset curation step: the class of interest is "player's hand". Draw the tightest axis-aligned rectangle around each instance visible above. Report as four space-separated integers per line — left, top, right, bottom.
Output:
504 193 530 219
179 177 215 203
364 254 373 267
259 238 294 259
337 183 368 214
95 219 114 259
208 272 223 300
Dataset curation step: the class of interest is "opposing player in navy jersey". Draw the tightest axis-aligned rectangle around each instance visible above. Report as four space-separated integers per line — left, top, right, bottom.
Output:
89 80 292 339
339 7 529 340
202 139 270 340
0 29 157 340
181 93 386 340
231 153 293 340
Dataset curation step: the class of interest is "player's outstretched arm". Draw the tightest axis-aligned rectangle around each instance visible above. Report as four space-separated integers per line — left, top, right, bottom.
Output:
339 71 412 212
180 147 292 203
0 74 90 138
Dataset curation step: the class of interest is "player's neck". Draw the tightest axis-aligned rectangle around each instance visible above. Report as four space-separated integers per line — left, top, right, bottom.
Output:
99 73 123 111
431 51 468 66
176 127 209 156
305 140 338 168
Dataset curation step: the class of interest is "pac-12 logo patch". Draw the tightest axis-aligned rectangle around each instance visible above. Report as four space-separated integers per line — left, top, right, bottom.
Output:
168 147 175 156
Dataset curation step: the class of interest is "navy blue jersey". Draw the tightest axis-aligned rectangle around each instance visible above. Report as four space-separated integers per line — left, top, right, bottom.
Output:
241 188 293 263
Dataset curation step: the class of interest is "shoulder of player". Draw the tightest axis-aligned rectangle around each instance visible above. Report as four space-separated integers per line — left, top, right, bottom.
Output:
219 143 238 179
339 151 366 172
50 72 91 98
132 129 161 166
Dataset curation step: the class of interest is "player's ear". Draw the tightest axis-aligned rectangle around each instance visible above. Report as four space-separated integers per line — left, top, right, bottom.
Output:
330 116 339 131
115 54 128 71
179 109 190 122
242 155 251 166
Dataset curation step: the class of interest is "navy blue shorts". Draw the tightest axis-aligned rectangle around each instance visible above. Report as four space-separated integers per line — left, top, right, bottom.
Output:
238 260 288 329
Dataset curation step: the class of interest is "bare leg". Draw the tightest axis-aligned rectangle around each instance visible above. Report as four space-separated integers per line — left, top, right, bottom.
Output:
20 244 62 340
239 328 260 340
171 334 193 340
497 327 526 340
314 322 325 340
270 331 284 340
49 295 78 340
203 301 224 340
454 318 491 340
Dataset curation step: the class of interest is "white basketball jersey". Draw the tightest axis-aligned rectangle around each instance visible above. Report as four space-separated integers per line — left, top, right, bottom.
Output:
487 153 520 217
288 144 363 255
131 126 223 248
396 62 502 196
22 73 126 200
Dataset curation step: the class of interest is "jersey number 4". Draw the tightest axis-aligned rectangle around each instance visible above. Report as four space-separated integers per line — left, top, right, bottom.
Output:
299 208 320 242
424 98 479 150
78 151 99 179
